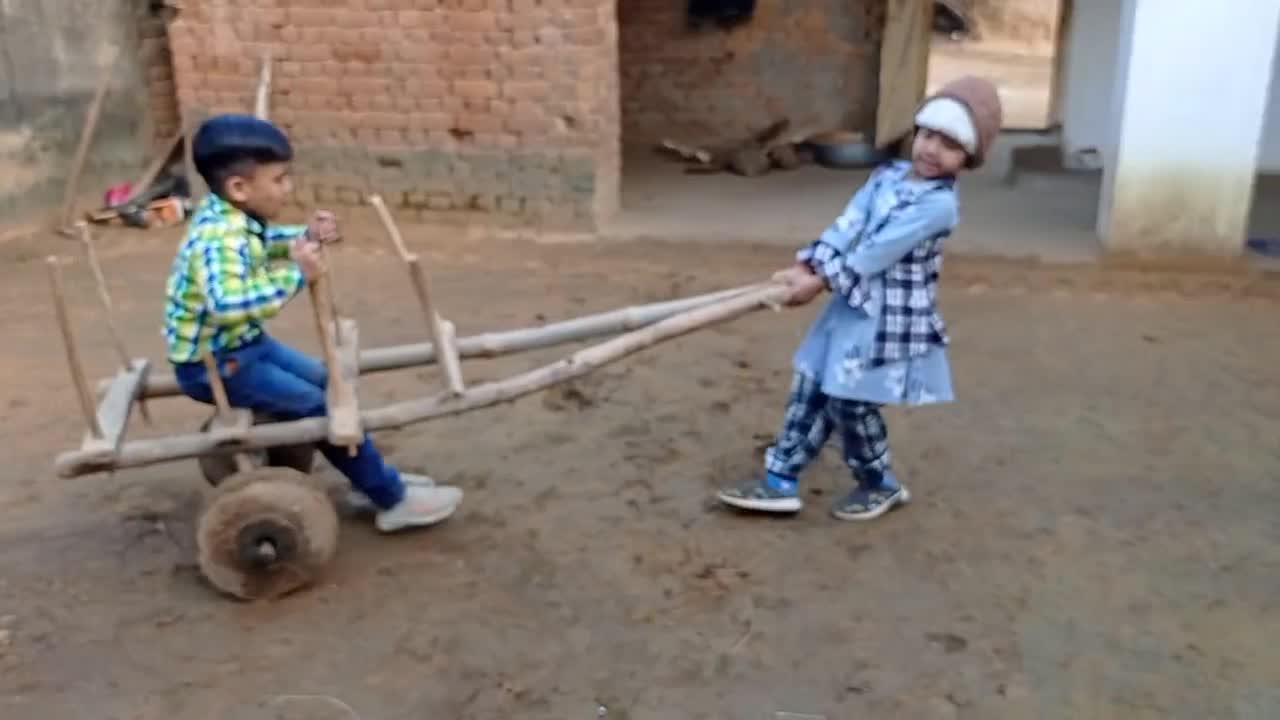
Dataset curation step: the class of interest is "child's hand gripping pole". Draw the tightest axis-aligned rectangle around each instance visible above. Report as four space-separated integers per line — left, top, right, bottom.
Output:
367 194 465 397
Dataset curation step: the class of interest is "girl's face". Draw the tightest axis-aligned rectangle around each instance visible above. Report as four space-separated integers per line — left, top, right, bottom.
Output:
911 127 969 179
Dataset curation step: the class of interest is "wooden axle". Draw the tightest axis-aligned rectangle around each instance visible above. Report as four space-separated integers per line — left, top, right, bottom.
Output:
56 284 791 478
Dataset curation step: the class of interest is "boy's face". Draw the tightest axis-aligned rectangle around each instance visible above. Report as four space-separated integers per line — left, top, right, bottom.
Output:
911 128 968 179
222 161 294 221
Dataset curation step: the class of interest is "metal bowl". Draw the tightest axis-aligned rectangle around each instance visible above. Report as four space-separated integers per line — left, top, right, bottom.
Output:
807 131 889 169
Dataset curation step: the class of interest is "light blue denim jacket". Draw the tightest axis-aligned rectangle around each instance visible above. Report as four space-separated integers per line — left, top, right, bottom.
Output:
793 160 959 405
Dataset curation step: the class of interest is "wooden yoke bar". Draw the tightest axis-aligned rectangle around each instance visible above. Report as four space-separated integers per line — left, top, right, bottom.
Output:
368 194 465 395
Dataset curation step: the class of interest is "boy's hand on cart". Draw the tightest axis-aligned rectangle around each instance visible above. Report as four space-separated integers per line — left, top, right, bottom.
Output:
305 210 341 245
291 237 327 282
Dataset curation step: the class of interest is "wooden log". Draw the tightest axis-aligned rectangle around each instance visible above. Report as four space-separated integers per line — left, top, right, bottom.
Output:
657 139 713 165
319 244 344 346
307 271 361 450
60 55 116 231
55 285 791 478
124 130 185 205
47 256 104 440
328 316 362 449
81 359 151 461
368 194 465 395
202 354 254 473
101 283 768 399
253 51 272 120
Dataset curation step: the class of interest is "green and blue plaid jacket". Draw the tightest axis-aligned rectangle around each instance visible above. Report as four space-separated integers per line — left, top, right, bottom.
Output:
163 193 307 364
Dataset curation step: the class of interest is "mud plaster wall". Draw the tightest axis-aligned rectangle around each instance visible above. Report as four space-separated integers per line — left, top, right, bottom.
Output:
618 0 885 147
167 0 620 230
0 0 154 222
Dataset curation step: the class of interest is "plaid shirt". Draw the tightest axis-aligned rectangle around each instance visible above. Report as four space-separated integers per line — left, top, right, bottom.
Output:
163 193 308 364
797 161 956 367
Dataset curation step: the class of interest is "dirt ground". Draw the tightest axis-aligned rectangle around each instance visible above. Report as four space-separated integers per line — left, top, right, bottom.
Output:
0 219 1278 720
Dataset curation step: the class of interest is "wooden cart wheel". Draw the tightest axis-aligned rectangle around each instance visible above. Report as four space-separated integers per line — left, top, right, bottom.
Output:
198 412 316 487
196 467 339 601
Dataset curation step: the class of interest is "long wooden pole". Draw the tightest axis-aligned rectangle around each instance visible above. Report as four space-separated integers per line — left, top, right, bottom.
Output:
47 256 104 439
367 194 465 395
60 55 116 230
100 283 769 399
77 223 129 367
78 223 152 424
253 51 273 120
56 285 791 478
124 130 185 205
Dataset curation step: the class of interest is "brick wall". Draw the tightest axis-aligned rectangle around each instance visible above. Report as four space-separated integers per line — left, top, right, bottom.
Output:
139 9 181 147
618 0 885 147
167 0 620 229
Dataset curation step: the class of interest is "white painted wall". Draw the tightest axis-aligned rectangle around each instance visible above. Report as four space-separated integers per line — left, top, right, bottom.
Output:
1102 0 1280 253
1059 0 1124 168
1258 28 1280 171
1095 0 1136 236
1064 0 1280 174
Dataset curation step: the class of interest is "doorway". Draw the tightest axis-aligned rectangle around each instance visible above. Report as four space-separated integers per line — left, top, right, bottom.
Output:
926 0 1067 131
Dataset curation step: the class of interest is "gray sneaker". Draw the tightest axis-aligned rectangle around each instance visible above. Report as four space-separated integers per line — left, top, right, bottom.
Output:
375 484 464 533
830 483 910 521
717 477 803 513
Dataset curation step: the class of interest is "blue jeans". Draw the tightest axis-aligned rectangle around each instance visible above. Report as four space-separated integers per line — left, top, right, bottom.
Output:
174 334 406 509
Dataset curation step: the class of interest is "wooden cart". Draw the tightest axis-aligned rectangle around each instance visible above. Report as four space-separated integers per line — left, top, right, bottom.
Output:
48 205 789 601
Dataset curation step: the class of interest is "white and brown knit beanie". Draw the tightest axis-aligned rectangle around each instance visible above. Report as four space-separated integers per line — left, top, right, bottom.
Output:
914 76 1004 169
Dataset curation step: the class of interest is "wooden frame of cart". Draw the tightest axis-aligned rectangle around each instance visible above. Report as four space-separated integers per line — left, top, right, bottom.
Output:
48 202 789 601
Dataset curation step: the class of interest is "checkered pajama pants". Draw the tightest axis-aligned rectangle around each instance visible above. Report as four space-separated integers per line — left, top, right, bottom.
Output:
764 373 893 486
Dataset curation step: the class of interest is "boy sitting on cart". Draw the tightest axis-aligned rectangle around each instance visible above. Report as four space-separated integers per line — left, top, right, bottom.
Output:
163 113 462 533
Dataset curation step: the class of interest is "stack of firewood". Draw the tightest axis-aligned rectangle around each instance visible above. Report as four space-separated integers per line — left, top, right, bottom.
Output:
655 119 820 177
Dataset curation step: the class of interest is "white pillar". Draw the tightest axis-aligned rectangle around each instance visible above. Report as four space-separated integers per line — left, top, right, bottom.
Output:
1099 0 1280 254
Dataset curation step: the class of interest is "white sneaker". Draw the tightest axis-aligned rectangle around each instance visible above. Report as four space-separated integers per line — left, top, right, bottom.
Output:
375 484 463 533
344 473 436 513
